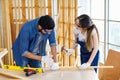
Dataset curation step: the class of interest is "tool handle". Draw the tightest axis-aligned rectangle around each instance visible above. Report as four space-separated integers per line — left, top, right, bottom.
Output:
25 69 37 76
26 71 37 76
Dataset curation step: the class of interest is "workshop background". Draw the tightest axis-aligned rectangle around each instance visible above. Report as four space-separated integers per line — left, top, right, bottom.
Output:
0 0 120 80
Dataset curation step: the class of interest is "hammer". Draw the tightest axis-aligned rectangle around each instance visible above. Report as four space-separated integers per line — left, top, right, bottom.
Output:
61 45 68 52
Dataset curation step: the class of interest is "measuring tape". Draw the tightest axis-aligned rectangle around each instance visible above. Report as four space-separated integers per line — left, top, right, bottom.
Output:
3 65 43 73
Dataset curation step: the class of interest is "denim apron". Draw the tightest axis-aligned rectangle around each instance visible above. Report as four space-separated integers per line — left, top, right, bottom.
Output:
77 38 99 72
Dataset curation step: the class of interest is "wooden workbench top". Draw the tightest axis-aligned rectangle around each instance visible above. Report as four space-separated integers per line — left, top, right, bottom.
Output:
0 68 98 80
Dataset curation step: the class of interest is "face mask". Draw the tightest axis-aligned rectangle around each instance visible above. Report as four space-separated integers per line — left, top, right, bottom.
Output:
73 27 80 35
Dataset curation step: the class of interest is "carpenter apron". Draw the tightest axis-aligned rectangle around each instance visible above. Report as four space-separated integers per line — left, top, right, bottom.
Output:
77 38 99 72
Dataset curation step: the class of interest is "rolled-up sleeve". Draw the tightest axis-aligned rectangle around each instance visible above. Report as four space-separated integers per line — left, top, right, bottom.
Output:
22 51 29 56
48 30 57 46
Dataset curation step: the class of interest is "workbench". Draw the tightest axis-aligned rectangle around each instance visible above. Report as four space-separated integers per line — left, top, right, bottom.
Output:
0 68 99 80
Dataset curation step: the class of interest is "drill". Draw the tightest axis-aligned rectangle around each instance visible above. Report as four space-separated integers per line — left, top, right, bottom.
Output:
24 69 37 76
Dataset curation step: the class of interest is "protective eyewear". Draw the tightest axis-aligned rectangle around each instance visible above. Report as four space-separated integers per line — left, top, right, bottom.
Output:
43 29 52 34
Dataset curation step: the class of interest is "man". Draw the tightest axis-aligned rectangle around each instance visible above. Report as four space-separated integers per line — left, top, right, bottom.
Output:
12 15 59 70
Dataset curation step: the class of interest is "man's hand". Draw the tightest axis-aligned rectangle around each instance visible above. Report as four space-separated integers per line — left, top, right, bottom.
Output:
41 56 59 70
66 49 74 55
79 62 90 70
41 56 54 67
51 63 59 70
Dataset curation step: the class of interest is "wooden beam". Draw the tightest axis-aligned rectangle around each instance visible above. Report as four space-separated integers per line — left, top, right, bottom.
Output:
2 0 13 65
0 49 8 68
35 0 39 17
9 0 13 23
43 66 114 72
48 0 52 16
0 71 29 80
22 0 26 22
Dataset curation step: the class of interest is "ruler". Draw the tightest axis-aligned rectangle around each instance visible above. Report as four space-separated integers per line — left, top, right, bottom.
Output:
3 65 43 73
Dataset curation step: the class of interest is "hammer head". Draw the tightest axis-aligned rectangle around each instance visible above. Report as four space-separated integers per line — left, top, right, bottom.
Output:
61 46 66 52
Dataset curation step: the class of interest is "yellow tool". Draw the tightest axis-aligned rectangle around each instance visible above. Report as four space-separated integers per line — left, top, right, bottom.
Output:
3 65 43 73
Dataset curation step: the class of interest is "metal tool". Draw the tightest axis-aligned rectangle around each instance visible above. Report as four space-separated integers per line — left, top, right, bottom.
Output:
61 45 68 52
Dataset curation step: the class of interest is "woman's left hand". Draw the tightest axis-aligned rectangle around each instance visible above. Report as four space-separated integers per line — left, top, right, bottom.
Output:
79 62 90 70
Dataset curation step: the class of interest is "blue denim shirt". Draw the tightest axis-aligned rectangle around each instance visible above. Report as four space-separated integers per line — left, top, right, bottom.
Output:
12 17 57 66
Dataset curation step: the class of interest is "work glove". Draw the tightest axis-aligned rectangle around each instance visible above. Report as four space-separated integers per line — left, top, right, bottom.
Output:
51 63 59 71
41 56 54 67
66 49 74 55
79 62 90 70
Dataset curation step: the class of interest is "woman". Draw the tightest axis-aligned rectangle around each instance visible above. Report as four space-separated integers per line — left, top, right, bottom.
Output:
66 14 99 72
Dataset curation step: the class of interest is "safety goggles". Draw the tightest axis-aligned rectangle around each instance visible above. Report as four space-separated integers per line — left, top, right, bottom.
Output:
43 29 52 34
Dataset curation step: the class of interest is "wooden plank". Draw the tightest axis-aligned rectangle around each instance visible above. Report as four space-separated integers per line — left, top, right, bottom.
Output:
56 0 61 39
27 0 30 20
18 0 20 23
62 0 66 66
56 0 63 66
22 0 26 22
59 38 64 66
31 0 33 19
48 0 52 16
75 0 78 18
0 71 29 80
9 0 13 23
44 0 46 14
0 0 2 48
0 49 8 58
0 30 1 48
1 0 13 65
43 66 114 72
0 49 8 68
35 0 39 17
74 56 80 67
39 0 42 16
68 0 72 66
0 48 5 52
0 71 21 79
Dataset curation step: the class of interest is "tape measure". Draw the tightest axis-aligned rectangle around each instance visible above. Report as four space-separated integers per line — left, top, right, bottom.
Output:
3 65 43 73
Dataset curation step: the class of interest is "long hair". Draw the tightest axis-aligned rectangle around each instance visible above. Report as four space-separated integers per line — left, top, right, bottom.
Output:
77 14 99 51
86 24 99 51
